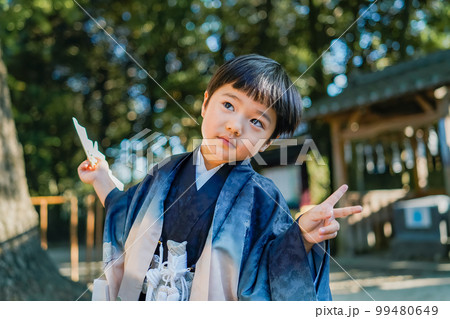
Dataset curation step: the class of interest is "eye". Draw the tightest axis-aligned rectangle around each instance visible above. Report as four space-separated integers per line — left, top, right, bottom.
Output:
250 118 263 128
223 102 234 111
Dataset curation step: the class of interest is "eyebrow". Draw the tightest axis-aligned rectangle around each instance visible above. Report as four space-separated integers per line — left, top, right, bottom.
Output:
223 93 272 125
254 109 272 125
223 93 242 102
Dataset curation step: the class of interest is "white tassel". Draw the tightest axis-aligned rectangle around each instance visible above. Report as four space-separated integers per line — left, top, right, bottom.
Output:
145 268 161 301
146 240 191 301
166 287 180 301
156 286 169 301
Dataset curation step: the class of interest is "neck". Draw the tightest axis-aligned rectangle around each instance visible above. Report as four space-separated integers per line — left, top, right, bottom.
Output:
199 145 224 171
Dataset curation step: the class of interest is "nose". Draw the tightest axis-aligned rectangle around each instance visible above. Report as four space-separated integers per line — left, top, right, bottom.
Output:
226 119 242 137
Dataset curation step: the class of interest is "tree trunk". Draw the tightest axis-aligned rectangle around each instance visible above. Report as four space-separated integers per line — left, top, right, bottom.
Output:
0 47 89 300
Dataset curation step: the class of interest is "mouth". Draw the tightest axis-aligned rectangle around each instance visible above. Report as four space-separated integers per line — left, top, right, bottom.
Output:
218 136 234 147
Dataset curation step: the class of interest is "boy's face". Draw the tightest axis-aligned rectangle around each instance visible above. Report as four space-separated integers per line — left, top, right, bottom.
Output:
200 83 277 169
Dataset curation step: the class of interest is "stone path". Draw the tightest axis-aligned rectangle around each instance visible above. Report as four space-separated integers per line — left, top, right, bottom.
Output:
330 254 450 301
47 246 450 301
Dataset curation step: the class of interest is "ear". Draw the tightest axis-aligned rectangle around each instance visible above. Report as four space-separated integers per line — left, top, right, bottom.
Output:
259 143 270 152
201 91 209 117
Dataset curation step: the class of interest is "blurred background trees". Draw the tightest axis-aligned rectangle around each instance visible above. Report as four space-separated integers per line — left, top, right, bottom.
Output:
0 46 87 300
0 0 448 300
0 0 448 196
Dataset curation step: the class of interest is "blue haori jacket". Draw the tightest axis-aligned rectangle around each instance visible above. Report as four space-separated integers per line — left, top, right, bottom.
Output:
94 151 332 301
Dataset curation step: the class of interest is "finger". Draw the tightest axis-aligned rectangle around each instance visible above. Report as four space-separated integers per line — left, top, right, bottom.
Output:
323 184 348 207
309 205 333 222
319 232 338 241
301 232 320 245
78 162 86 172
80 161 95 172
319 221 340 235
323 212 335 227
334 205 363 218
84 159 97 169
81 159 91 166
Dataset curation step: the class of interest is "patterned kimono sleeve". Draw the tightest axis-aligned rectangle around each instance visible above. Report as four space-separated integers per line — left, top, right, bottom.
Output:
93 184 143 301
267 216 332 300
238 177 331 301
103 185 140 263
103 171 155 262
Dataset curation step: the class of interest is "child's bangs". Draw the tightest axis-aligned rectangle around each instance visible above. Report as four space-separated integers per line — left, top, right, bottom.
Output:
231 75 283 109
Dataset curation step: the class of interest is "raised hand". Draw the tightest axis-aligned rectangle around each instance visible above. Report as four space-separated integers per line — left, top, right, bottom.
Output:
77 157 117 207
77 157 109 185
297 184 362 253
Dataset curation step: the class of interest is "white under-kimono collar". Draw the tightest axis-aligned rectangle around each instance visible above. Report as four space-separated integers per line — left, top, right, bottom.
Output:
193 147 225 191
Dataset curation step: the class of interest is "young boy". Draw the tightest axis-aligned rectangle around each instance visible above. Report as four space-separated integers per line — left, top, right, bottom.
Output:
78 54 361 301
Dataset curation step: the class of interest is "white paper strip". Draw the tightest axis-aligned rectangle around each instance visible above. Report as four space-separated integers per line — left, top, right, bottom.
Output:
73 117 124 191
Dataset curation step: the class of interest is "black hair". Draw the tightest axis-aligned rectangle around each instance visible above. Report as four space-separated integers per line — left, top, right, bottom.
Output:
206 54 302 140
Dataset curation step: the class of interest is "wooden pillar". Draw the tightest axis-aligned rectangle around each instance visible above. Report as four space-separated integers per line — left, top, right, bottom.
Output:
355 142 365 192
95 198 104 260
39 199 48 250
330 119 347 190
70 197 79 282
410 136 421 193
86 194 95 279
438 114 450 196
329 119 352 255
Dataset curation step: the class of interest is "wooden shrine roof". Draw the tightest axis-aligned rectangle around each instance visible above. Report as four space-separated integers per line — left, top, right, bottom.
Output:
304 50 450 120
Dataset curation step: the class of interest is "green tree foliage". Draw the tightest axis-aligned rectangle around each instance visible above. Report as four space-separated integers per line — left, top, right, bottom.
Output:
0 0 448 195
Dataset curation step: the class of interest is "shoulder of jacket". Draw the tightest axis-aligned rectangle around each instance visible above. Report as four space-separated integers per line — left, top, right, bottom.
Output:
242 171 283 199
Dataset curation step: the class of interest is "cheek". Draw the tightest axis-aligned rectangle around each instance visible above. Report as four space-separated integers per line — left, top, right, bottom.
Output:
201 123 206 137
201 121 211 137
201 114 217 138
236 135 262 157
